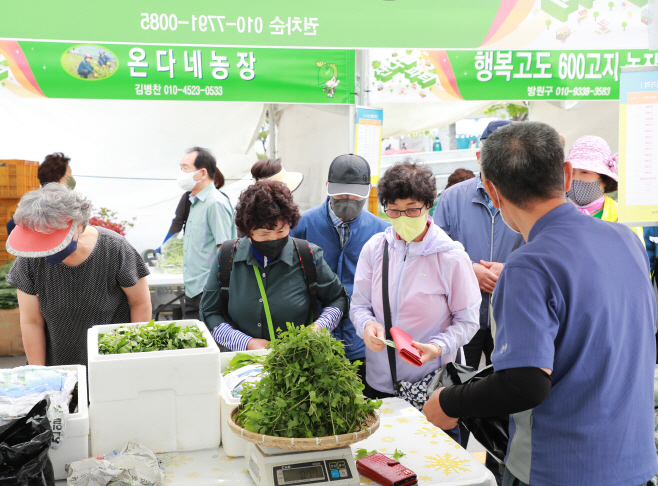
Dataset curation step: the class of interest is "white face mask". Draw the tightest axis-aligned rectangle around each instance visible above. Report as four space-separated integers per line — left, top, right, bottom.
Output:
491 183 522 235
177 169 201 191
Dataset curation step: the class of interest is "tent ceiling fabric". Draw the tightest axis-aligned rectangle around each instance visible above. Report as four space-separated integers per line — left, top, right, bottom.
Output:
0 90 263 252
374 101 497 138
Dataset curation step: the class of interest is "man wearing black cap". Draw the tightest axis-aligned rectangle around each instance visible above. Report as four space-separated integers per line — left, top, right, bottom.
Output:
291 155 389 379
434 120 524 479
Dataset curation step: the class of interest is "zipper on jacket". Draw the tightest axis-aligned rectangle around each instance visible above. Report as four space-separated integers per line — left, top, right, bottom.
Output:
475 200 497 330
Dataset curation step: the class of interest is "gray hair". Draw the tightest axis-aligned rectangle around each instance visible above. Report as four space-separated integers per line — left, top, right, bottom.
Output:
14 183 93 234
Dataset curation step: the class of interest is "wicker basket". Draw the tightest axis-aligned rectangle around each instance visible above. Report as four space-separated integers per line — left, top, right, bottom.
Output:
227 406 380 451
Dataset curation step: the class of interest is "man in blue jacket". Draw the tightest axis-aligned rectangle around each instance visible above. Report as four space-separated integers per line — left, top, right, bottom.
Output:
434 121 524 479
292 154 389 381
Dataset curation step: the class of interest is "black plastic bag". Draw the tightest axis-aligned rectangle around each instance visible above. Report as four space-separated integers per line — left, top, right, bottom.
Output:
426 362 509 464
0 398 56 486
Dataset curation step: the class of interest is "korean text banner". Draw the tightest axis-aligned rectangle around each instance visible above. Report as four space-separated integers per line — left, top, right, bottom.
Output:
0 0 652 50
0 41 355 104
368 49 658 103
618 66 658 225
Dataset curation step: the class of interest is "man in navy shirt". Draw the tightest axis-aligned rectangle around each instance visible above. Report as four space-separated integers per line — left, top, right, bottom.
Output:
424 121 657 486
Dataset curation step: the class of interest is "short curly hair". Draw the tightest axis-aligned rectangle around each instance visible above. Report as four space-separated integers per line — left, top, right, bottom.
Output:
378 159 437 209
235 180 300 235
38 152 70 186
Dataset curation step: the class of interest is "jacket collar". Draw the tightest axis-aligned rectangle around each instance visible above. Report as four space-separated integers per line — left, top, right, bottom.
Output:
233 236 296 266
472 174 493 206
528 202 577 242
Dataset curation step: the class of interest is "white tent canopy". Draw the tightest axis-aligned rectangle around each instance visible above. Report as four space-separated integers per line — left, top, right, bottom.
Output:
373 101 496 138
0 91 264 252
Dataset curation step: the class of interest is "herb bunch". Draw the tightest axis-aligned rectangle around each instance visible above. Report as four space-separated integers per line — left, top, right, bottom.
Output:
236 324 381 438
98 320 207 355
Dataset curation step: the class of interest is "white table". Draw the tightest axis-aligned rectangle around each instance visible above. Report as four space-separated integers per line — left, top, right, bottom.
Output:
146 271 185 319
56 398 495 486
146 271 184 288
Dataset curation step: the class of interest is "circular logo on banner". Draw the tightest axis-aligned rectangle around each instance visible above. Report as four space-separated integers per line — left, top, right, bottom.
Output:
61 45 118 81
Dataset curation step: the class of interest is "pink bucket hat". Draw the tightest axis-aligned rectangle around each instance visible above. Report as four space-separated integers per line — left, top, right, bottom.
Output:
566 135 618 182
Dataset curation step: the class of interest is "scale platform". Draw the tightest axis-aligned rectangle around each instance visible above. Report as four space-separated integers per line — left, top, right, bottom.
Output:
245 443 360 486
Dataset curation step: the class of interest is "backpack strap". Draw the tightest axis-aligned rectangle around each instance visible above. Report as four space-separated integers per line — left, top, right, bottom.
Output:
291 237 320 322
217 238 239 328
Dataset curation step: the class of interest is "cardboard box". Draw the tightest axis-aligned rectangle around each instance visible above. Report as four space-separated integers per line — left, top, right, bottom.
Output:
0 308 24 356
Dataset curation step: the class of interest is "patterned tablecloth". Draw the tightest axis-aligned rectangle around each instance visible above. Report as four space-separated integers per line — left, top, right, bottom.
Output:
56 397 495 486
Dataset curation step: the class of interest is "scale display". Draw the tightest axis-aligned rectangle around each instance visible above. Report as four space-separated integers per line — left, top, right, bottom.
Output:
276 463 326 485
246 444 360 486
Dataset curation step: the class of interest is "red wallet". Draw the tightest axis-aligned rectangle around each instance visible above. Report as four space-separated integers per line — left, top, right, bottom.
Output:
390 327 422 367
356 453 417 486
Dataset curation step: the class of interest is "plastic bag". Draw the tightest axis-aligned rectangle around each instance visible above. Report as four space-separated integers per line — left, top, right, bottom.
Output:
158 235 184 274
0 398 56 486
426 362 509 464
0 366 78 449
66 441 164 486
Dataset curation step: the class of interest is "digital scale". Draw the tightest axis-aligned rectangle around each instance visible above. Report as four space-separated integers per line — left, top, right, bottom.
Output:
245 443 361 486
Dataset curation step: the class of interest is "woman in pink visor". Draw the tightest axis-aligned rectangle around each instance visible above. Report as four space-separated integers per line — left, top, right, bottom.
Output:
566 135 644 244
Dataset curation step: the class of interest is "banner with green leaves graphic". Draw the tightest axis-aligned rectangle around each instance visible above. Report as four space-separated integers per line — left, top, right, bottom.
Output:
1 41 355 103
368 48 658 103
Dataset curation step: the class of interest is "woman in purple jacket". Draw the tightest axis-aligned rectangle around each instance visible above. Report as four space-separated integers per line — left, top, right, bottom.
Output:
350 161 481 404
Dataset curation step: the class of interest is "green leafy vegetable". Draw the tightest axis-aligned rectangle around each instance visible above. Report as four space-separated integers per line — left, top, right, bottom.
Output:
160 238 184 274
354 448 406 461
0 260 18 308
98 320 207 355
236 324 381 438
355 449 378 460
224 353 267 375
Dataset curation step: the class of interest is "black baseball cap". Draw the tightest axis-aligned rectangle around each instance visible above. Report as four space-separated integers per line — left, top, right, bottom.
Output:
480 120 514 140
327 154 371 198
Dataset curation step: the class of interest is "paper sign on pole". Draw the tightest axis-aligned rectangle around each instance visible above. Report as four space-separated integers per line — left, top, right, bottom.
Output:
618 66 658 226
355 107 383 182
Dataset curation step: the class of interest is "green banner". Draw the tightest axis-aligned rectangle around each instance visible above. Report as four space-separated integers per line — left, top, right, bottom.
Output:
0 1 652 51
0 1 503 49
0 41 354 103
447 49 658 100
368 49 658 103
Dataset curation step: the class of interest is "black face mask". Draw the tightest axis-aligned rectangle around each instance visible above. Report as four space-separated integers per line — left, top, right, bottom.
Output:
250 235 289 260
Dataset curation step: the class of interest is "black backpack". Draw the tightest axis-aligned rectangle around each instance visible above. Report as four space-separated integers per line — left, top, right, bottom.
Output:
217 237 320 328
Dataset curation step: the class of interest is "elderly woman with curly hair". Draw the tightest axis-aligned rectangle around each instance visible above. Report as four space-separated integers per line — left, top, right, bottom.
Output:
350 161 481 414
200 180 349 351
6 184 152 367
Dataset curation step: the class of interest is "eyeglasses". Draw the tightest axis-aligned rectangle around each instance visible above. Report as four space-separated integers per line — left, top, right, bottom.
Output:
384 207 425 219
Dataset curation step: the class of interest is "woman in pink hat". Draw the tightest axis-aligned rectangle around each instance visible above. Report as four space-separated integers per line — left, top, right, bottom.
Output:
566 135 644 243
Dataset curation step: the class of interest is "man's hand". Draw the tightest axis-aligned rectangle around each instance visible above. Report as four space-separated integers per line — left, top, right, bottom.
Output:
480 260 504 278
246 338 269 350
363 321 386 353
423 388 459 431
311 324 322 332
472 262 498 293
407 341 441 366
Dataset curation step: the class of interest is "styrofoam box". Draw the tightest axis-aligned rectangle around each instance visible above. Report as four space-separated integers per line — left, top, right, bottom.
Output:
88 320 220 455
47 364 89 480
219 349 269 457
